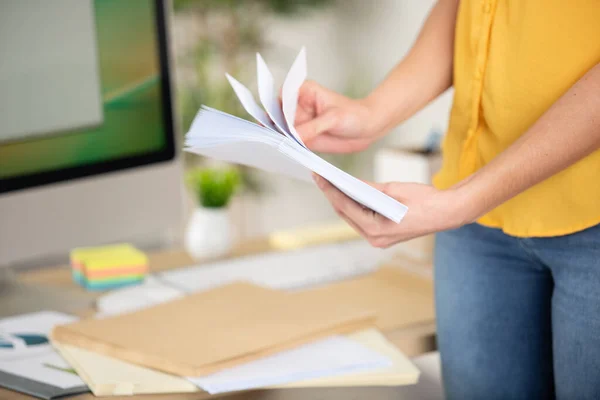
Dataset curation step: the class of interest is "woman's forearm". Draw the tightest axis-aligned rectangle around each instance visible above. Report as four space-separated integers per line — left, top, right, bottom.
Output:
365 0 460 136
455 63 600 223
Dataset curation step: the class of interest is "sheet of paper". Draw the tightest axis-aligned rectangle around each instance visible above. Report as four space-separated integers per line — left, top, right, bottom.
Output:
281 47 308 147
225 74 278 132
274 329 420 388
256 53 290 135
187 336 391 394
54 343 199 396
0 311 85 389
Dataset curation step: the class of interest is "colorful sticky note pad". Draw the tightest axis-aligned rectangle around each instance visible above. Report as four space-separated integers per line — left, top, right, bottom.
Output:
70 244 148 291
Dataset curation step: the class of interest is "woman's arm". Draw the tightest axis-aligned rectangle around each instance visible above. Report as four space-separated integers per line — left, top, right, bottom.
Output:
314 62 600 247
294 0 460 152
365 0 460 135
454 62 600 222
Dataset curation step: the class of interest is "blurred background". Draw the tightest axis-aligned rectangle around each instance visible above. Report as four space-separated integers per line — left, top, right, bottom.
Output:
0 0 452 269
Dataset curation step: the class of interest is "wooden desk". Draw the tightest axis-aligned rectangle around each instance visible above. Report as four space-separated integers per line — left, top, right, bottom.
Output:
3 242 436 400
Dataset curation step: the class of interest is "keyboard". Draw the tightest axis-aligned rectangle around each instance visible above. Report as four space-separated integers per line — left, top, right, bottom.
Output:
158 240 392 292
97 240 392 316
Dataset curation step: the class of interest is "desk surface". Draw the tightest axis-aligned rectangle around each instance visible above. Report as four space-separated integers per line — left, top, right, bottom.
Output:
1 387 436 400
2 241 436 400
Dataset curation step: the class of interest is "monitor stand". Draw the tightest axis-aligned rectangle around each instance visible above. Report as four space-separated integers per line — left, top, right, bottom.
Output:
0 268 96 318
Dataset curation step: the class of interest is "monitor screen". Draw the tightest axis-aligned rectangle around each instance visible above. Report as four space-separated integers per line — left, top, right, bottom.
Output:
0 0 175 193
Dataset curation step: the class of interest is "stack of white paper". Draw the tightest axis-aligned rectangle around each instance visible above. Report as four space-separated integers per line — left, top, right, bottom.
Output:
187 336 392 394
184 48 408 223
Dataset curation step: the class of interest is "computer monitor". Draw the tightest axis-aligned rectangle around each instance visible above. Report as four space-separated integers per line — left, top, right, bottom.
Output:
0 0 184 268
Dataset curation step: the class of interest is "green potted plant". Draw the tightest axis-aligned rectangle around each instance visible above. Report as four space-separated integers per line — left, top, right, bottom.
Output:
184 166 241 259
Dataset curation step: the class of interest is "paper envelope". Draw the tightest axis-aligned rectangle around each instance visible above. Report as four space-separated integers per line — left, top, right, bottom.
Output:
51 282 374 376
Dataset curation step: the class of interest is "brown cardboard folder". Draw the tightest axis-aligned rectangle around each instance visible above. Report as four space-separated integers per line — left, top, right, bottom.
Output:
52 282 375 377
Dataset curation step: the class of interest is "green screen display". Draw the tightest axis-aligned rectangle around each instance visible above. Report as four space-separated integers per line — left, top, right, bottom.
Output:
0 0 170 182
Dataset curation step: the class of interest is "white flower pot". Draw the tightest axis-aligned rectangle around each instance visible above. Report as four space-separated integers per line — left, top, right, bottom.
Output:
185 207 232 260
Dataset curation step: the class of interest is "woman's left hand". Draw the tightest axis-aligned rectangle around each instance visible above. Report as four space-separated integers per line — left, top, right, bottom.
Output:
313 174 475 248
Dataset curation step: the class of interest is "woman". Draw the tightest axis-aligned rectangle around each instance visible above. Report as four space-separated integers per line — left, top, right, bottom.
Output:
293 1 600 399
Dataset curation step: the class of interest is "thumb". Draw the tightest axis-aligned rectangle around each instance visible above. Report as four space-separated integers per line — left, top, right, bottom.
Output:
295 109 340 142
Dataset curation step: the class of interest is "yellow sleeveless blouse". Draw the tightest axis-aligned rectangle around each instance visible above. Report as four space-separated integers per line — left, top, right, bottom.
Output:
433 0 600 237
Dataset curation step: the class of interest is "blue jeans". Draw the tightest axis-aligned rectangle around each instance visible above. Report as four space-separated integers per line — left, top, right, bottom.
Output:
434 223 600 400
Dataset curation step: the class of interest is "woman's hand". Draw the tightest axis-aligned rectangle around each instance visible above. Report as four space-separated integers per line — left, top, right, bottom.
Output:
292 0 460 154
294 81 383 153
313 175 476 247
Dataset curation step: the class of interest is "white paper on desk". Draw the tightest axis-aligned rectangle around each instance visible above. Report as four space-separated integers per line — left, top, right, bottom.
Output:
187 336 392 394
0 311 85 389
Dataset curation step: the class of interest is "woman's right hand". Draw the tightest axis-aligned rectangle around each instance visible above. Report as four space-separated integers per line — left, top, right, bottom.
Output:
294 81 382 153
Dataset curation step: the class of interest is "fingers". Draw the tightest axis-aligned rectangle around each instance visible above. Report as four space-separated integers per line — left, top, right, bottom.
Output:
294 81 344 142
285 80 319 127
338 212 369 238
295 109 340 142
313 175 390 246
294 105 315 126
313 175 365 224
306 135 371 154
298 80 333 107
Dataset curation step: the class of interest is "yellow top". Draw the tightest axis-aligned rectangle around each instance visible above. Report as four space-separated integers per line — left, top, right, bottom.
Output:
433 0 600 237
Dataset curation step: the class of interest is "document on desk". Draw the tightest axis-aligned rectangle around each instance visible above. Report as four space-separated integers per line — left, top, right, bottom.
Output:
52 282 375 377
187 336 392 394
0 312 88 399
52 328 418 396
185 47 408 223
52 343 200 397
